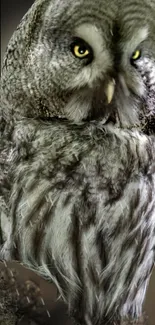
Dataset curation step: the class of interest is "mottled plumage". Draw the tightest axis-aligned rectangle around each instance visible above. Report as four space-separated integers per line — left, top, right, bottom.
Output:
0 0 155 324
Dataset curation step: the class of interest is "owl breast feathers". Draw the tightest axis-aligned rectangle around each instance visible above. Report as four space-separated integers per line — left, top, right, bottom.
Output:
0 0 155 324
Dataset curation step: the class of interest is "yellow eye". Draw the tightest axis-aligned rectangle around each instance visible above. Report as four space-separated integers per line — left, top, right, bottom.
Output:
71 38 93 62
132 50 141 60
73 45 90 58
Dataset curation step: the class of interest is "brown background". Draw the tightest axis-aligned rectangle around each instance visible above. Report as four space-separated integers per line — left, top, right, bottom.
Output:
1 0 155 323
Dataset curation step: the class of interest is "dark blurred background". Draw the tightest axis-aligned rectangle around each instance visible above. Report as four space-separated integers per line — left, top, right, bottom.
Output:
1 1 155 324
1 0 34 60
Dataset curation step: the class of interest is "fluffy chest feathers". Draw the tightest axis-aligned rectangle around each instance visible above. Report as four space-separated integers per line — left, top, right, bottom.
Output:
1 119 155 323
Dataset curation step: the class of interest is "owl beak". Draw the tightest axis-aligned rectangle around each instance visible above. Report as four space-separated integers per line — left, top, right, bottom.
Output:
105 79 115 104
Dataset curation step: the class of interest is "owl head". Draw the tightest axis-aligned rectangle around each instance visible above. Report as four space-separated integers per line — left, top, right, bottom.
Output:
2 0 155 129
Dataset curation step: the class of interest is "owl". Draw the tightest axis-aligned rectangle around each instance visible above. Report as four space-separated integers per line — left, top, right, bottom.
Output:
0 0 155 325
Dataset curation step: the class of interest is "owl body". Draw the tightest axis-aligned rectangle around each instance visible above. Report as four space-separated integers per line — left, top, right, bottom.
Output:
1 118 155 324
1 0 155 324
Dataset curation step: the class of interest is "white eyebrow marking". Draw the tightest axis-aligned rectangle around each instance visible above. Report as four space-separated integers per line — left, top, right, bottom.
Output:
74 23 104 57
122 27 149 57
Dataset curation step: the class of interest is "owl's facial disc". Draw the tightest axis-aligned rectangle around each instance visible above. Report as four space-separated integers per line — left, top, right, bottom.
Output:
27 15 151 125
65 25 149 123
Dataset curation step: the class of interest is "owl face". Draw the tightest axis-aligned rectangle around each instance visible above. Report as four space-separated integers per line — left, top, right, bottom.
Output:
24 0 154 125
2 0 155 126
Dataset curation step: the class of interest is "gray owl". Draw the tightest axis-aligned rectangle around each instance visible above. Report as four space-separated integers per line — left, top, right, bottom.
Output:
0 0 155 324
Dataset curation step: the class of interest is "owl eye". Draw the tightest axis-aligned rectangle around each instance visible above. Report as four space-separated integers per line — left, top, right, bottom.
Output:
74 45 89 58
131 49 141 61
71 38 93 62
